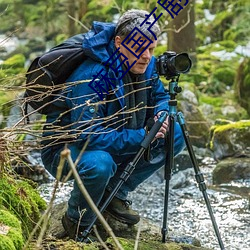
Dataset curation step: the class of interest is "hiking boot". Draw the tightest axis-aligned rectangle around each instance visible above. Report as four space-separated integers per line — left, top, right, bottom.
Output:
105 196 140 225
61 213 97 243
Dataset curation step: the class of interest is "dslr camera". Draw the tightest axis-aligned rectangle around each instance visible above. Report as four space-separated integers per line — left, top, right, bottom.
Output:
156 51 192 79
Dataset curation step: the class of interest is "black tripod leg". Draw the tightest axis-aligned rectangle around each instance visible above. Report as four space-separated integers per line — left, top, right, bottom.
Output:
81 112 168 240
162 114 175 243
177 112 225 250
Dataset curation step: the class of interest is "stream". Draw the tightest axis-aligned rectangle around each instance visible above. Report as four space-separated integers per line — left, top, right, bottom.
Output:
38 155 250 250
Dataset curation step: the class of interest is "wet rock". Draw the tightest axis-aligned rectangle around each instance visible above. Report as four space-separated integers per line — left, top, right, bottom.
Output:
170 168 193 189
209 120 250 160
213 157 250 184
181 89 198 105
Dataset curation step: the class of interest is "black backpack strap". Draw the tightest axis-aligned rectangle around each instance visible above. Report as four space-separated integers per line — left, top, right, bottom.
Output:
24 101 30 124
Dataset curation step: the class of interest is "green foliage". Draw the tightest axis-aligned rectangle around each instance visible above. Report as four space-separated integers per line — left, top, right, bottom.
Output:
0 54 26 86
213 67 235 86
199 95 224 107
199 91 248 121
197 0 250 46
234 57 250 116
208 10 234 42
55 33 69 45
191 40 241 95
1 54 25 69
154 44 167 57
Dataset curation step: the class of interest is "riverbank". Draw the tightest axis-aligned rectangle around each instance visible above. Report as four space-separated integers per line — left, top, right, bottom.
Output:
38 155 250 250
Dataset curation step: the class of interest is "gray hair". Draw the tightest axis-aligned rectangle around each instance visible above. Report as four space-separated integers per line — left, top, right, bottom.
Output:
115 9 161 40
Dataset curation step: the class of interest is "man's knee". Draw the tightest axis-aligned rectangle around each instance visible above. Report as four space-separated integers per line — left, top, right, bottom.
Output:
77 150 117 181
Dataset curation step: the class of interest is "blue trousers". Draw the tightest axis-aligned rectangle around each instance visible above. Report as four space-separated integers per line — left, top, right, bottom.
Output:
41 123 185 226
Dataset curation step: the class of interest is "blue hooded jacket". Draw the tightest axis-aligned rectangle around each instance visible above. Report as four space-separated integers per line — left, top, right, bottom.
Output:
44 21 170 156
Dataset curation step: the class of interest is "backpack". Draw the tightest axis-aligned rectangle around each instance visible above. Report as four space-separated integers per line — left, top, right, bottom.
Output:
24 34 87 115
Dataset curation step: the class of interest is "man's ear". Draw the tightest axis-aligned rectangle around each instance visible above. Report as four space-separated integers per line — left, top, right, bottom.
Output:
114 36 122 49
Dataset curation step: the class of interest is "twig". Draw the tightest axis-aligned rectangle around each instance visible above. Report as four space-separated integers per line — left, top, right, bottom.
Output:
160 5 192 34
134 218 142 250
68 14 90 31
93 225 110 250
61 148 124 250
22 154 65 249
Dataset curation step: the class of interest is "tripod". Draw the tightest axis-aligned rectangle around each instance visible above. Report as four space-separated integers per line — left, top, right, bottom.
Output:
162 77 225 249
82 77 225 249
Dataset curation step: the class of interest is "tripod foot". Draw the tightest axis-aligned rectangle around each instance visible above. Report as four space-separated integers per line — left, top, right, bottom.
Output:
161 227 168 243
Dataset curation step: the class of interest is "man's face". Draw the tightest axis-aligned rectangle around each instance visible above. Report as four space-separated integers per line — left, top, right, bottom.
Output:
115 34 157 75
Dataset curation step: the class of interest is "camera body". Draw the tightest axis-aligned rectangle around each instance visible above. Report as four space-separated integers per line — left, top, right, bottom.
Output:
156 51 192 79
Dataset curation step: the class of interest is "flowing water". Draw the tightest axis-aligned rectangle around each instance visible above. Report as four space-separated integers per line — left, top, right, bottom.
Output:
38 156 250 250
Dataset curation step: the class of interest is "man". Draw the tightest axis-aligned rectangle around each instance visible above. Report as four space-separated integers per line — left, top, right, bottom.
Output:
41 9 185 241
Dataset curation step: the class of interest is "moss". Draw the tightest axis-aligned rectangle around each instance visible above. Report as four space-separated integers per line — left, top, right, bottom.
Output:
106 237 208 250
199 95 224 107
0 235 16 250
0 175 47 239
217 40 237 52
7 228 24 249
0 209 21 229
213 120 250 133
0 209 24 249
213 67 235 86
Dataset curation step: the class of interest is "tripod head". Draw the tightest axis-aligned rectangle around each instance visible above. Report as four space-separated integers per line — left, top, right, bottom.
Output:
168 76 182 100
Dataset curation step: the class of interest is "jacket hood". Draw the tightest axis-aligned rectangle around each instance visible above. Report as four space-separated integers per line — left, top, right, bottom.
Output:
82 21 116 63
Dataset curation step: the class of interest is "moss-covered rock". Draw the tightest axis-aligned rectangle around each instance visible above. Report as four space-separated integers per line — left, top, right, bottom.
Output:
107 237 210 250
0 209 24 250
41 202 211 250
213 157 250 184
0 174 47 239
209 120 250 160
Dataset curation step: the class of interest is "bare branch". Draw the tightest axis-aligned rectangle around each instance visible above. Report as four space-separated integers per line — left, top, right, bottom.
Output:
160 5 192 34
63 148 124 250
68 14 90 32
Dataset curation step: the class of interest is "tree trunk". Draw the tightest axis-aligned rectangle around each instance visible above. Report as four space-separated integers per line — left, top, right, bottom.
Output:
167 0 196 63
67 0 76 36
78 0 88 20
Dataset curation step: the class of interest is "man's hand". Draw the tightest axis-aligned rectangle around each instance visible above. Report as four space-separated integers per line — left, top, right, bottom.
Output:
154 111 169 139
